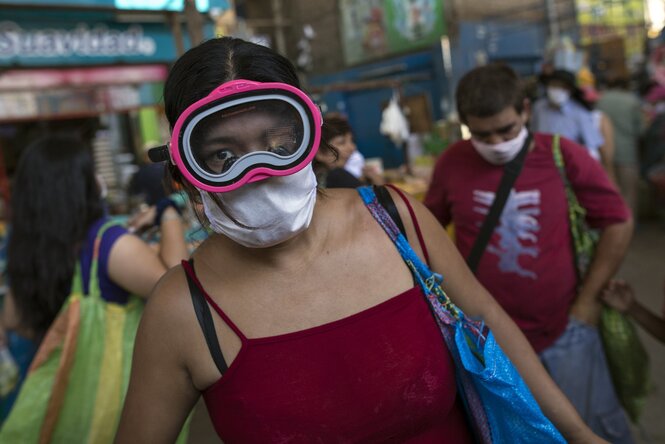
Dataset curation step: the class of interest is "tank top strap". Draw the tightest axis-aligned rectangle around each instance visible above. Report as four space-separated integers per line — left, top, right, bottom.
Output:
182 259 248 342
385 184 431 265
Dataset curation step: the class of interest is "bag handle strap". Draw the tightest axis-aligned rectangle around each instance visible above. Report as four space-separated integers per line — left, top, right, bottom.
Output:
467 132 532 273
183 259 229 375
373 185 406 237
551 134 595 279
552 134 569 187
552 134 586 212
71 263 84 295
87 219 124 299
358 186 464 325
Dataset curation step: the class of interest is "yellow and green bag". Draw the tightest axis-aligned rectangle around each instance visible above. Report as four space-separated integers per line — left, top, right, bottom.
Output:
0 221 189 443
552 135 650 423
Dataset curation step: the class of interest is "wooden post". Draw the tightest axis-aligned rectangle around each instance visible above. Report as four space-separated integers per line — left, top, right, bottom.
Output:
168 12 185 56
271 0 287 55
184 0 204 47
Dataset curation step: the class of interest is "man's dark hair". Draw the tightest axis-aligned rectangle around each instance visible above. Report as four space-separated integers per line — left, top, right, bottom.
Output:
456 64 525 123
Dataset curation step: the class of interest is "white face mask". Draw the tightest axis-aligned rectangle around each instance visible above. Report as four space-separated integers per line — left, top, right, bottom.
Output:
547 87 570 106
471 126 529 165
200 164 317 248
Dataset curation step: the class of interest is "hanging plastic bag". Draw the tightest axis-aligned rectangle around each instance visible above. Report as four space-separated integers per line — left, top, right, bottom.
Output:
380 93 410 145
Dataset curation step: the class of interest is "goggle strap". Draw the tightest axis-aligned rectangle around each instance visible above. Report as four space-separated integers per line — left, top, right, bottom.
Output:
148 144 170 163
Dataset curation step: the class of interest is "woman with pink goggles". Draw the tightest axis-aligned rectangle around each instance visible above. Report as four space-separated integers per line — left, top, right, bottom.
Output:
117 37 605 444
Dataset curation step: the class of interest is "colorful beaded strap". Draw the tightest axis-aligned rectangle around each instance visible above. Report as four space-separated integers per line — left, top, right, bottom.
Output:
357 186 485 337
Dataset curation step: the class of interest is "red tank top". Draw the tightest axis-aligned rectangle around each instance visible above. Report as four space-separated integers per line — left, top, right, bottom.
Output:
183 266 473 443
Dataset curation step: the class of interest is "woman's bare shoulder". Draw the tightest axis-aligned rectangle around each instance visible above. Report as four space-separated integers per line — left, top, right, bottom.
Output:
141 264 199 340
323 187 372 209
319 187 377 226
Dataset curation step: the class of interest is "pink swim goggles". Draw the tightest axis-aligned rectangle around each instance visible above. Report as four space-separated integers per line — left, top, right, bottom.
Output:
149 80 322 193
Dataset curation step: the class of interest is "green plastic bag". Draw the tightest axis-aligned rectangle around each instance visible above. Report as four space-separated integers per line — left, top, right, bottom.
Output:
0 221 190 443
552 135 650 423
599 307 650 422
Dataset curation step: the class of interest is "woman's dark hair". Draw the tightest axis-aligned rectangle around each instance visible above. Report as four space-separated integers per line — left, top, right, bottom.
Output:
322 112 353 143
8 135 103 335
164 37 300 128
456 63 526 123
163 37 335 218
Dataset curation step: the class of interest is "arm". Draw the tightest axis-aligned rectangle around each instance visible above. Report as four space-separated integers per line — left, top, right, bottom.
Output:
158 207 189 268
561 138 633 325
1 290 19 332
628 300 665 343
581 109 605 155
569 219 633 325
128 201 189 268
115 269 200 443
109 207 188 298
423 153 452 227
602 280 665 343
597 113 617 184
0 290 34 340
390 188 605 444
0 290 18 345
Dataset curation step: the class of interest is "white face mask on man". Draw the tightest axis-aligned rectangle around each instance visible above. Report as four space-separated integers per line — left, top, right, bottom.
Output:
199 164 318 248
546 87 570 106
471 126 529 165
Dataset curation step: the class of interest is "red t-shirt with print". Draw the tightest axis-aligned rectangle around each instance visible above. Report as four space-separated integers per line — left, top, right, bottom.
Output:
424 133 630 352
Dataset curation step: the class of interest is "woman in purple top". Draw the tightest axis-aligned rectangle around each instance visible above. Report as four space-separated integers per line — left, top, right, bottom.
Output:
0 133 188 350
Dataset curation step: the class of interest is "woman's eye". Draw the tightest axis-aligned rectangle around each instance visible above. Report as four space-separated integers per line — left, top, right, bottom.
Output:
269 145 291 156
204 149 238 173
214 149 234 160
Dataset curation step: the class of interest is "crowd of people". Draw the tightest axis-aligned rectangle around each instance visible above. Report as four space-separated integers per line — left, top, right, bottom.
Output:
0 35 662 443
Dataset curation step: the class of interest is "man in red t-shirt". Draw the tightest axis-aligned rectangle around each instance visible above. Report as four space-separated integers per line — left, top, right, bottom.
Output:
425 64 634 443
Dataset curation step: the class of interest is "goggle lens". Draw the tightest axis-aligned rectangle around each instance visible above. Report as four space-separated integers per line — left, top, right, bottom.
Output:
186 99 305 175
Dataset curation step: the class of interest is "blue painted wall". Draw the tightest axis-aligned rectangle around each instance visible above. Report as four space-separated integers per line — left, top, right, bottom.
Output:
451 21 546 92
307 20 546 168
308 46 447 168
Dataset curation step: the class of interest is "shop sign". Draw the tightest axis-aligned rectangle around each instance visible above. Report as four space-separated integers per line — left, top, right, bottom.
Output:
0 0 228 12
576 0 645 68
0 21 156 59
0 14 205 67
577 0 644 26
339 0 446 66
